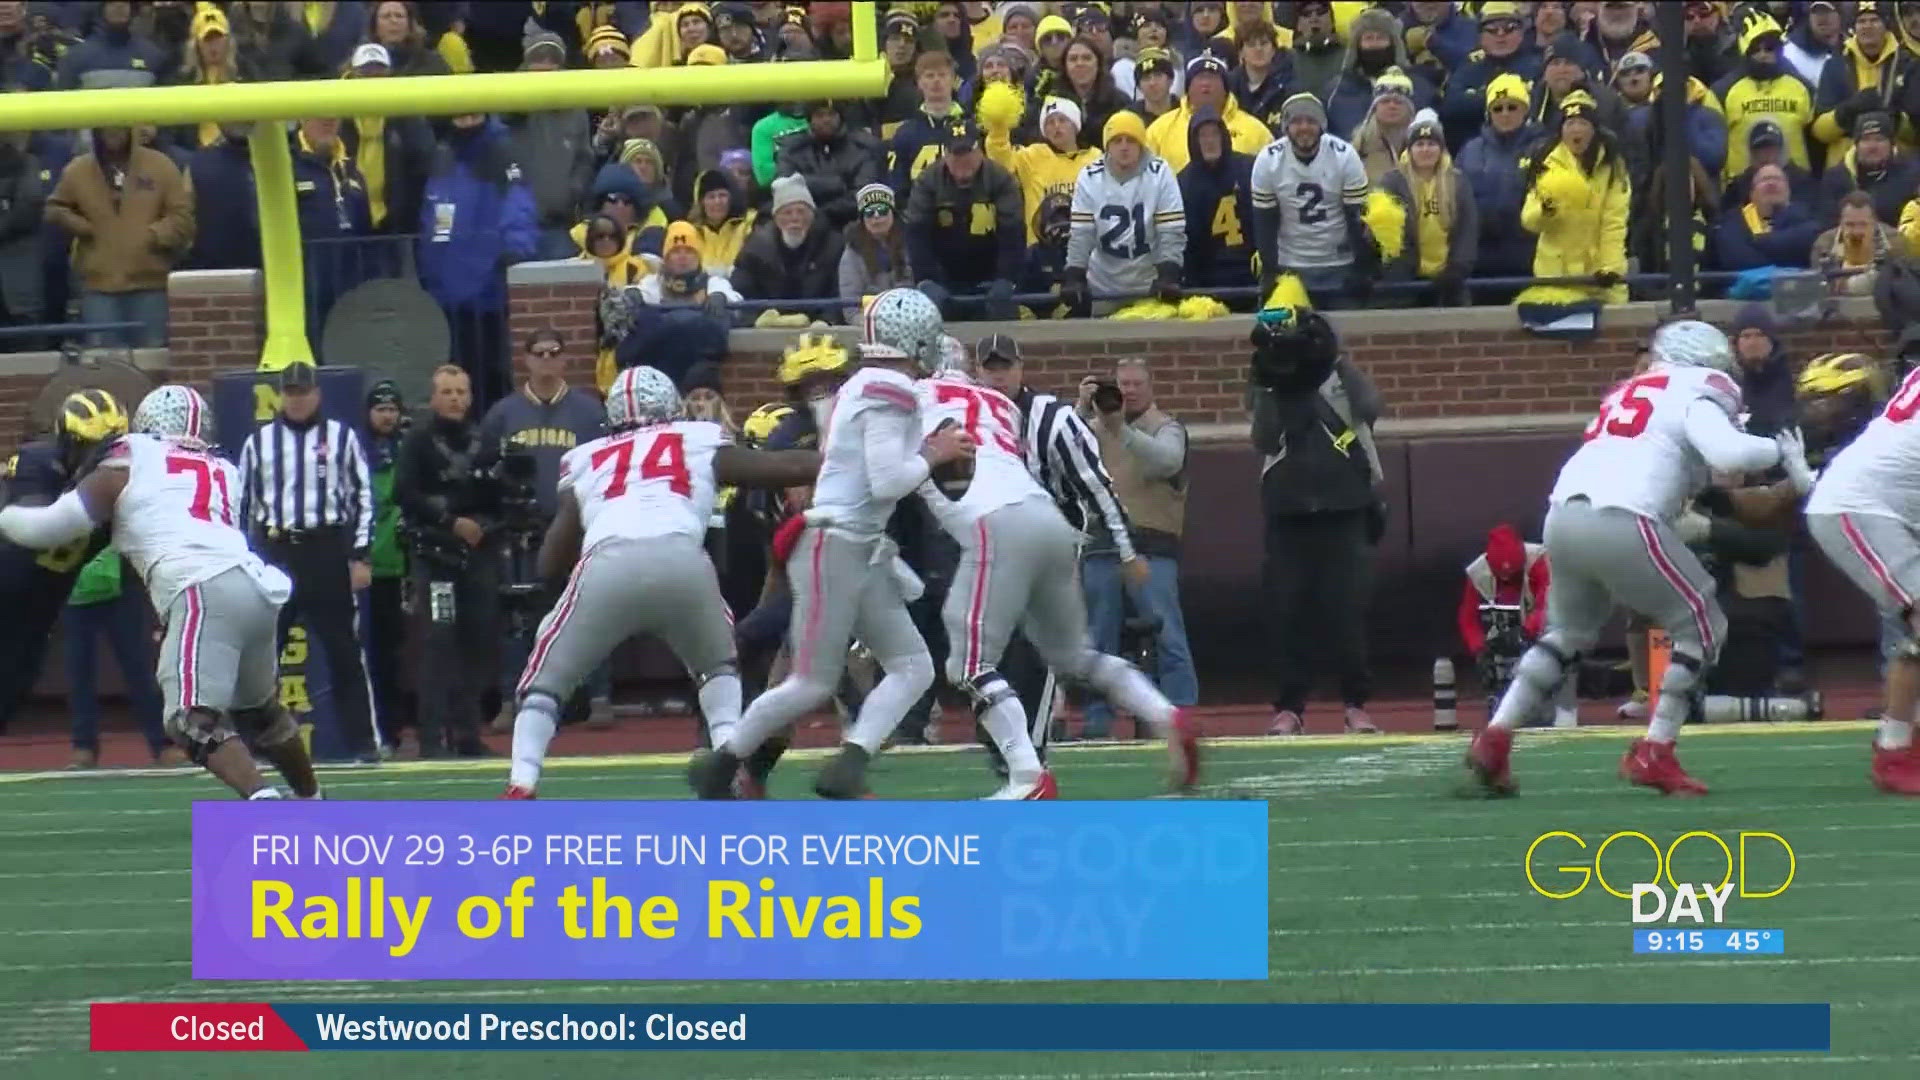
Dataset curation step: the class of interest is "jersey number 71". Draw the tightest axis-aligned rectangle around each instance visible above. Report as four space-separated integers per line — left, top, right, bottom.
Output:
1585 375 1669 441
592 432 691 498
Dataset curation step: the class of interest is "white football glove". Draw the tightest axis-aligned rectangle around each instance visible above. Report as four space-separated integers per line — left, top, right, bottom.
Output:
1673 508 1713 545
1774 427 1815 495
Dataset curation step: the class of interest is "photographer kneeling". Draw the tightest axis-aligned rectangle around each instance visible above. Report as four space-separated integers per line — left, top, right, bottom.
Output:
394 364 516 758
1246 281 1387 735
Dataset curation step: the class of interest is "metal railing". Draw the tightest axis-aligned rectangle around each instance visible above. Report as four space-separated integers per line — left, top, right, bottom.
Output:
0 321 149 354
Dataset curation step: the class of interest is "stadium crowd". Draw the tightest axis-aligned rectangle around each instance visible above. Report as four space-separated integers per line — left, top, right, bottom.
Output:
9 1 1920 386
0 0 1909 765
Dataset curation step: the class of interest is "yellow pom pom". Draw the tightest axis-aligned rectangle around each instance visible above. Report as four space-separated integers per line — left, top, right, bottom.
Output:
977 80 1025 135
1513 284 1596 307
1362 189 1408 262
1536 167 1590 217
1262 272 1312 313
1111 300 1177 320
1176 295 1229 320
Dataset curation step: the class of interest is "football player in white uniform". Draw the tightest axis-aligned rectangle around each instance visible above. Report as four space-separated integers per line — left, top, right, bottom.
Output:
503 366 820 799
1804 360 1920 794
1466 322 1811 797
1250 92 1373 306
919 346 1201 797
0 385 321 801
1063 110 1186 314
689 289 976 800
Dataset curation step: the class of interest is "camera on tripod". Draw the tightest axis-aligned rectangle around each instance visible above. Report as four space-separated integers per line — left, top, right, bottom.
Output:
1477 602 1527 706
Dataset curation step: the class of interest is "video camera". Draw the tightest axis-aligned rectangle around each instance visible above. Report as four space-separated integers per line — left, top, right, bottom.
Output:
402 446 546 573
1477 602 1528 707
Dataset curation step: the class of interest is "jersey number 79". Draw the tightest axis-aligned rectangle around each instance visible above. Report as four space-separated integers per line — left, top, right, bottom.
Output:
1584 375 1669 441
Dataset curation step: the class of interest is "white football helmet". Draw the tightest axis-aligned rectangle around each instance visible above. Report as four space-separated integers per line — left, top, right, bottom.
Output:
862 287 945 373
1649 319 1735 374
605 366 684 430
132 385 213 446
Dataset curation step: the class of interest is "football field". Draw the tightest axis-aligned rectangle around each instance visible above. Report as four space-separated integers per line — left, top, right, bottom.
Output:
1 724 1914 1079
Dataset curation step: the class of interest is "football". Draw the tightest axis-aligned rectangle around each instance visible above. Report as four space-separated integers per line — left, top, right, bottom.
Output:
929 419 974 498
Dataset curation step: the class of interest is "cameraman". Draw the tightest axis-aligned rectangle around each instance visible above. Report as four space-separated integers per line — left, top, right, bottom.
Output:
1246 290 1386 735
393 364 502 758
1074 358 1197 737
480 326 610 732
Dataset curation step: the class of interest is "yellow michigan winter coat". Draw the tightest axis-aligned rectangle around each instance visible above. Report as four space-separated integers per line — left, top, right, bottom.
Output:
1520 142 1631 303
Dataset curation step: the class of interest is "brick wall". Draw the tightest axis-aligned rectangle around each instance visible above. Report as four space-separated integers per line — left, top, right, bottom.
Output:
0 264 1875 434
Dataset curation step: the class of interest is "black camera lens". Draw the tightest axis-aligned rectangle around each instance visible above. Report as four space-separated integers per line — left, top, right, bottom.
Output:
1092 379 1123 413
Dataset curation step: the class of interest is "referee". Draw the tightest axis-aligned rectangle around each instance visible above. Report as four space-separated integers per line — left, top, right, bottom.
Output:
238 362 379 762
974 333 1142 769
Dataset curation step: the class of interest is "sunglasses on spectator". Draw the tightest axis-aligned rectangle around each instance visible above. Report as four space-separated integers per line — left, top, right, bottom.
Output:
1491 101 1525 113
1484 20 1520 34
861 205 892 218
601 193 634 205
531 346 562 358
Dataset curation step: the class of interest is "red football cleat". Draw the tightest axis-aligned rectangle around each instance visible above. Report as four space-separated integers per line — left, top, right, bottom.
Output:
1870 745 1920 795
501 784 536 800
1620 738 1708 796
1169 709 1202 791
1466 725 1516 796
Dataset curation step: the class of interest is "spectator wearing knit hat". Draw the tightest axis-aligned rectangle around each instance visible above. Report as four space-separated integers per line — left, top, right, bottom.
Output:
641 220 742 307
1350 67 1419 182
1519 88 1631 304
907 119 1024 321
686 167 756 280
1144 51 1269 174
1714 9 1814 183
54 0 165 89
880 9 927 126
731 173 845 324
675 5 717 58
985 96 1099 243
1529 33 1628 145
584 23 630 68
1112 8 1180 101
1677 0 1740 88
1809 1 1912 171
1784 0 1844 88
1325 8 1435 140
1616 51 1728 191
506 31 596 261
712 0 767 62
1816 111 1920 227
776 100 883 229
838 183 912 323
1377 110 1478 306
1130 47 1181 124
1437 1 1543 152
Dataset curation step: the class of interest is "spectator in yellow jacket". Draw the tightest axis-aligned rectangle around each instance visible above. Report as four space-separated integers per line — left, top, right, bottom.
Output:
1519 90 1631 304
1144 53 1271 173
1714 11 1815 182
985 96 1100 243
686 168 756 281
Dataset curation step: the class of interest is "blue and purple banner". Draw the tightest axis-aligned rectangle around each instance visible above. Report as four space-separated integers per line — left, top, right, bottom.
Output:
91 1003 1833 1052
190 800 1268 981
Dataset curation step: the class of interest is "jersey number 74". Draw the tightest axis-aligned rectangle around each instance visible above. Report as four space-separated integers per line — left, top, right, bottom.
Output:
591 432 691 498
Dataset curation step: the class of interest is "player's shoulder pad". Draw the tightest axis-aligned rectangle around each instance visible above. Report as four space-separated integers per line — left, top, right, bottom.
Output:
1695 369 1745 414
857 369 920 413
74 436 131 481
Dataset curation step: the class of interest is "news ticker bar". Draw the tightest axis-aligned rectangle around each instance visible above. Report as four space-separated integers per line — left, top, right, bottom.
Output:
1634 929 1785 955
92 1003 1831 1052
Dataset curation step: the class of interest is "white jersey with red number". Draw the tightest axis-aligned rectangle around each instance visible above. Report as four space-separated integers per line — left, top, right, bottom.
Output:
808 366 927 536
560 420 727 549
1549 365 1746 520
1806 366 1920 522
105 434 286 610
914 373 1047 529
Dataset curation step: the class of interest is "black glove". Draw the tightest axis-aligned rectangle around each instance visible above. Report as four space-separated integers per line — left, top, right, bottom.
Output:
1060 267 1089 312
1835 87 1881 132
1432 266 1464 303
1593 269 1622 289
1153 262 1183 303
1364 497 1388 546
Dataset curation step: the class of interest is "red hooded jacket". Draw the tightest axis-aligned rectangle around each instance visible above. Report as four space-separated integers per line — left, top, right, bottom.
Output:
1458 524 1550 655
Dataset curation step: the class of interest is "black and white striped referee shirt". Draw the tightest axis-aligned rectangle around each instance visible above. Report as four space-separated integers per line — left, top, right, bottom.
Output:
237 417 375 553
1013 388 1137 563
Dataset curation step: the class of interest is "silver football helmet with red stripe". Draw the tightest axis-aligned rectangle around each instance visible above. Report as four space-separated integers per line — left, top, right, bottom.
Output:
605 365 684 431
131 385 213 446
1650 320 1735 375
862 288 945 374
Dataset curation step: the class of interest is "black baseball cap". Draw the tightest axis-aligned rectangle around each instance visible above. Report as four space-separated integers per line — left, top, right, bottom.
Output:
944 118 982 152
976 334 1021 365
278 362 318 391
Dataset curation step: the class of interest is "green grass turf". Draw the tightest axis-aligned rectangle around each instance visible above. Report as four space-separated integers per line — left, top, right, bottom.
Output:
0 725 1915 1079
